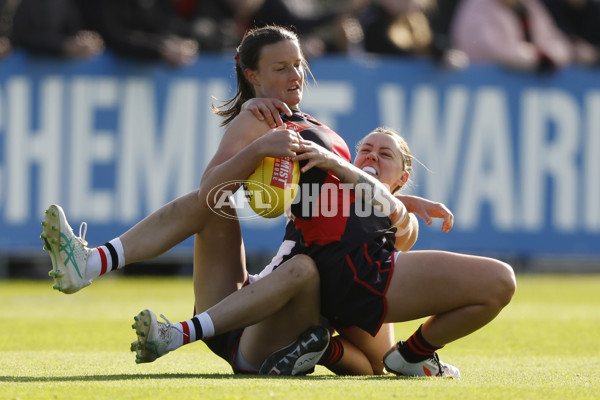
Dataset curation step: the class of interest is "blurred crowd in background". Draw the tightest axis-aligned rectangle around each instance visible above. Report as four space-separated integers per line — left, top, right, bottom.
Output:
0 0 599 73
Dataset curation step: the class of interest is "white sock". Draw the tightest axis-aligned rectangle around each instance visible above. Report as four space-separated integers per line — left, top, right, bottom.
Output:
167 312 215 351
85 238 125 281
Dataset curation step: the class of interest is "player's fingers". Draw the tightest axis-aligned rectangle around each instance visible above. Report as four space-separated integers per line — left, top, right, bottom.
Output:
272 126 291 134
274 99 293 117
272 110 284 127
263 101 289 127
443 213 454 232
293 147 317 166
295 140 312 153
260 105 279 128
297 139 312 148
301 159 317 173
437 213 451 232
250 105 265 121
293 152 306 162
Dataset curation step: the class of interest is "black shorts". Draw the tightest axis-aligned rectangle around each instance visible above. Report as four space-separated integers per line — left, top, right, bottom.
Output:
202 329 258 374
195 279 258 375
312 240 398 336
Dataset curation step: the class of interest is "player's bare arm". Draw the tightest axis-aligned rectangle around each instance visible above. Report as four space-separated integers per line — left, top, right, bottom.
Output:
396 194 454 233
295 141 408 225
199 115 307 207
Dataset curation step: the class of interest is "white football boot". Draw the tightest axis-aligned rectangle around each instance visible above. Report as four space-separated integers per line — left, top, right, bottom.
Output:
41 204 92 294
383 342 461 378
131 309 181 364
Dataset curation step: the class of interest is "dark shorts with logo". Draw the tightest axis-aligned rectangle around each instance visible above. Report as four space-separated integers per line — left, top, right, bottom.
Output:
312 240 398 337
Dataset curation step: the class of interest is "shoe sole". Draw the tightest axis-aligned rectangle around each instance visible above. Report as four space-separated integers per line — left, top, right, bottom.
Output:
131 309 158 364
41 204 91 294
41 205 68 293
259 326 330 376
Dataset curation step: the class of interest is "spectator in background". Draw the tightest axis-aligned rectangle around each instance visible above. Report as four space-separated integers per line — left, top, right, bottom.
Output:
75 0 197 66
0 0 21 58
10 0 104 59
184 0 354 58
248 0 362 56
180 0 259 53
358 0 467 68
426 0 469 68
311 0 371 55
451 0 572 73
172 0 202 20
359 0 434 58
541 0 600 66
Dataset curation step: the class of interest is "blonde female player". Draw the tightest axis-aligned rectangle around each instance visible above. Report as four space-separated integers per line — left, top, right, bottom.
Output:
243 118 454 375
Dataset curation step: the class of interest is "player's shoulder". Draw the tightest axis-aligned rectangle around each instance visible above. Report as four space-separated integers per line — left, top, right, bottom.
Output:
216 111 270 149
228 110 270 132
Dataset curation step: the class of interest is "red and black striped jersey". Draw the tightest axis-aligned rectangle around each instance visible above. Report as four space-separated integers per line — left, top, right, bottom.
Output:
282 111 393 254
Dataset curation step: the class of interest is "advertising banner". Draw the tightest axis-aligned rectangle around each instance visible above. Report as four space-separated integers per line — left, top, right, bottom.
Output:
1 51 598 258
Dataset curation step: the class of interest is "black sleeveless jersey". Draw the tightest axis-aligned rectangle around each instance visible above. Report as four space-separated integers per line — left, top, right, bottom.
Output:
281 111 394 257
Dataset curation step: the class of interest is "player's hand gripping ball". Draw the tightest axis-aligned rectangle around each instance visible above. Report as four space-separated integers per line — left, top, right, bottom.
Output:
244 157 300 218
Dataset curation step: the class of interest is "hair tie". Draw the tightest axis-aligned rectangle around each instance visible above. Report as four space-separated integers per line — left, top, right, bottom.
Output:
234 54 240 66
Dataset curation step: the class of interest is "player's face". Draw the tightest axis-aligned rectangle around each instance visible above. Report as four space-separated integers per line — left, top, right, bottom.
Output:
354 132 407 191
249 39 304 109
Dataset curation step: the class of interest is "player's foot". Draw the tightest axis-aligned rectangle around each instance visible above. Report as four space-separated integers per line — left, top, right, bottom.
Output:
383 342 460 378
131 309 181 364
41 204 92 294
259 325 330 376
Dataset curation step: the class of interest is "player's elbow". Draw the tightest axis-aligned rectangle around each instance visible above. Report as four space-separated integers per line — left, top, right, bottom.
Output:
394 214 418 251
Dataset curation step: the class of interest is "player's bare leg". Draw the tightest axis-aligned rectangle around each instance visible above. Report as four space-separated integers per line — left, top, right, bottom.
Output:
382 250 515 377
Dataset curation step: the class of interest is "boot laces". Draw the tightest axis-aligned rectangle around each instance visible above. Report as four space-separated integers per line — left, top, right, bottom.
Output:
431 353 444 377
159 314 189 338
77 222 88 246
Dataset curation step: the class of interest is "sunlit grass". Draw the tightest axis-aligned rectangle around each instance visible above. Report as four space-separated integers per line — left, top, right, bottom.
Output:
1 275 598 399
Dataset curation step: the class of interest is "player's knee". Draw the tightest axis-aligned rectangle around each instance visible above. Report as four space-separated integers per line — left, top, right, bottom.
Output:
288 254 319 285
490 260 517 308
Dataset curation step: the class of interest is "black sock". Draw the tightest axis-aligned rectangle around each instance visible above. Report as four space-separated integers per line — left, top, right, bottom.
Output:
318 336 344 366
398 324 443 363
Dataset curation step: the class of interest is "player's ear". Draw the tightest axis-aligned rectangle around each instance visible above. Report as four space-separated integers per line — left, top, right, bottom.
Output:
245 69 259 86
395 171 409 189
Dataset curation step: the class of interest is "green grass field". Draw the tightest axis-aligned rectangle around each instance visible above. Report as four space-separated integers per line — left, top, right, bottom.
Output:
1 274 599 399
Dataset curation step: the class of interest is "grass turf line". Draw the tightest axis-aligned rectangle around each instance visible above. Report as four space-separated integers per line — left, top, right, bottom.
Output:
0 274 598 399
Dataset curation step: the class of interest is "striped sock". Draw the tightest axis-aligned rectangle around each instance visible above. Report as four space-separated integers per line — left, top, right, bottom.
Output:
167 312 215 352
398 324 443 363
85 238 125 281
318 336 344 366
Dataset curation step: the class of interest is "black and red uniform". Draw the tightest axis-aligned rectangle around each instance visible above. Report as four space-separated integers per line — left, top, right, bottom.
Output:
203 110 399 373
276 111 398 336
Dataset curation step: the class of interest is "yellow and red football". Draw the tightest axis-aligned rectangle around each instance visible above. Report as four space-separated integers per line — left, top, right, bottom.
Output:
244 157 300 218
